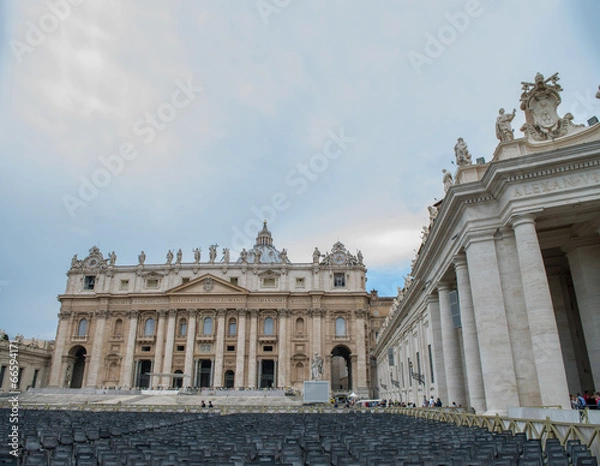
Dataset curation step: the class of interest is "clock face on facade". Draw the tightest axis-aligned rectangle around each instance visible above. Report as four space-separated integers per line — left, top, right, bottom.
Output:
86 258 99 268
333 252 346 265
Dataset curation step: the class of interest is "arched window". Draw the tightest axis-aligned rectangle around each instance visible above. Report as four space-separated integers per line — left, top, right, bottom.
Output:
77 319 87 337
113 319 123 337
295 317 305 335
179 319 187 337
335 317 346 336
228 318 237 336
264 317 274 335
203 317 213 335
144 318 155 336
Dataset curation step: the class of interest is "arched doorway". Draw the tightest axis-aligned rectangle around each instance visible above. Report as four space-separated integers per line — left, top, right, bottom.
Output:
331 345 352 391
172 370 183 389
136 360 152 389
224 370 235 388
69 346 87 388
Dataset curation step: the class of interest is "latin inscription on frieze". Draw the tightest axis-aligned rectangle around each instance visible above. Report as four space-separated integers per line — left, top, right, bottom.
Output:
513 171 600 198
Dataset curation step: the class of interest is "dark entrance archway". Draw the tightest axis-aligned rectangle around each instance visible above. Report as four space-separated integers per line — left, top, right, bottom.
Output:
224 370 235 388
172 370 183 389
260 360 275 388
331 345 352 391
197 360 212 388
136 360 152 389
69 346 87 388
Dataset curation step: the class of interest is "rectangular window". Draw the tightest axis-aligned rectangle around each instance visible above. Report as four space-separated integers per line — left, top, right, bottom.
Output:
262 277 276 287
181 277 190 284
176 345 185 352
263 345 273 352
333 273 346 288
31 369 39 388
83 275 96 290
141 346 151 352
449 290 462 328
428 344 435 383
230 277 238 285
119 280 129 290
388 347 394 366
0 366 6 389
146 278 159 289
226 345 235 352
295 277 305 288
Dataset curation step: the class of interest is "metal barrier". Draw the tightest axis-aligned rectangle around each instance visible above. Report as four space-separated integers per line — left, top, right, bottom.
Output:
389 407 600 459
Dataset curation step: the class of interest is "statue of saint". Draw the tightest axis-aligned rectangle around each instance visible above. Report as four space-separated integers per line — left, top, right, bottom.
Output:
193 247 201 263
240 248 248 263
108 251 117 266
357 250 364 266
253 249 262 264
176 249 182 264
71 254 82 269
166 250 174 265
280 248 288 263
427 205 438 223
312 247 321 264
420 225 429 242
138 251 146 265
208 245 217 263
442 169 453 193
222 248 230 263
311 352 324 380
496 108 516 142
454 137 472 166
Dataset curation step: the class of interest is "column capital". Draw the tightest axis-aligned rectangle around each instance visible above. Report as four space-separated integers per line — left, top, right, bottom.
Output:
216 308 227 317
437 282 451 293
425 294 439 305
452 252 467 270
236 308 248 316
354 308 367 319
278 308 290 317
249 309 259 318
186 309 198 318
168 309 178 317
128 310 139 319
59 311 72 320
510 213 537 229
157 309 168 318
95 309 109 319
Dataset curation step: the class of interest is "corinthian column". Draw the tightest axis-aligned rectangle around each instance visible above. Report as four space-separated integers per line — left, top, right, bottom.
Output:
120 310 139 388
278 309 289 387
453 254 486 413
511 214 569 408
160 309 177 386
213 309 226 388
438 282 465 407
183 309 197 389
49 311 72 387
153 310 167 389
86 310 108 388
235 309 248 388
354 309 368 394
465 233 518 414
247 310 258 389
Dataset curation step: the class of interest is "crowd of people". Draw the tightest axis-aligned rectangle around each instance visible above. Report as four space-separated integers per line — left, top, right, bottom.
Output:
571 391 599 410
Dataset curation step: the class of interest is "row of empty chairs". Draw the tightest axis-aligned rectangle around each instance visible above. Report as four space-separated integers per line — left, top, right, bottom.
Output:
0 408 597 465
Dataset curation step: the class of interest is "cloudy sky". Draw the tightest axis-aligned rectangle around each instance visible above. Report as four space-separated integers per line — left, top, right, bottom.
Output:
0 0 599 340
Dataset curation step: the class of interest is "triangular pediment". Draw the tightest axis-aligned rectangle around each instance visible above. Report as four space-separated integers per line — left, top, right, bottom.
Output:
167 274 249 295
